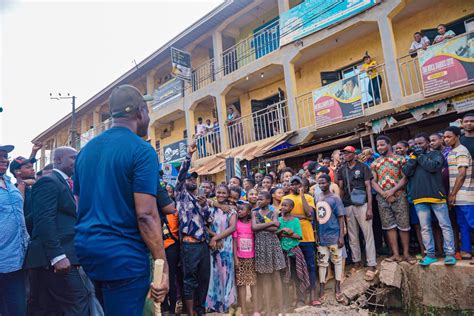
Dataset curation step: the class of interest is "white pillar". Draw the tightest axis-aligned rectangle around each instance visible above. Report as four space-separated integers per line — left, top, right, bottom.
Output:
283 62 299 130
212 31 223 79
278 0 290 15
377 16 403 103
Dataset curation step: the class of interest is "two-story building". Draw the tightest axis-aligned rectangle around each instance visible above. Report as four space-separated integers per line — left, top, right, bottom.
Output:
33 0 474 184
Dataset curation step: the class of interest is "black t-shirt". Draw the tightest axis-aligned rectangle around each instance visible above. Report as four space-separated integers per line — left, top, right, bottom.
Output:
461 135 474 159
337 162 372 206
15 183 33 235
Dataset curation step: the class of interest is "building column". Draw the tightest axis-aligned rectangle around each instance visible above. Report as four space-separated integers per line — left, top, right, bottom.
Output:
40 145 46 169
212 31 223 79
277 0 290 15
185 107 196 143
93 109 101 136
377 16 403 103
215 94 229 151
283 62 299 131
146 71 157 148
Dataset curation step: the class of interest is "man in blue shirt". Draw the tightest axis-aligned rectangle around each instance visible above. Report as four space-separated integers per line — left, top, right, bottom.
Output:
74 84 173 316
0 144 29 316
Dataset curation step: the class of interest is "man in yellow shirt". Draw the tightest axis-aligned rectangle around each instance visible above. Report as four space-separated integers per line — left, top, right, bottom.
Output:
361 54 382 105
282 176 319 305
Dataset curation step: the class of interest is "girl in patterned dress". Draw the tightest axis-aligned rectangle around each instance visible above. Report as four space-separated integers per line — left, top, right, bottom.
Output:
252 191 285 316
206 185 237 313
233 202 259 316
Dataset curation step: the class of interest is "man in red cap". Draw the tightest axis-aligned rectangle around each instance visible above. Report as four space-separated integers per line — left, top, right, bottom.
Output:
337 145 377 281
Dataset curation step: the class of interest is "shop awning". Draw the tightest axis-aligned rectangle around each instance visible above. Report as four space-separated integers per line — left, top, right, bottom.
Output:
191 132 295 175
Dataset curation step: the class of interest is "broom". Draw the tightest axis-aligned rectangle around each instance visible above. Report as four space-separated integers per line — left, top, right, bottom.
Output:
153 259 165 316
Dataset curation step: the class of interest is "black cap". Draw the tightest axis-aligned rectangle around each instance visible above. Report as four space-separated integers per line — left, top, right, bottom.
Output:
290 175 303 184
0 145 14 153
308 161 319 175
186 172 198 179
10 156 37 174
108 85 153 118
316 166 330 174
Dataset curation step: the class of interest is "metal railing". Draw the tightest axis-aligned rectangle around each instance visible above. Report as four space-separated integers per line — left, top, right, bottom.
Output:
227 100 289 148
398 54 423 97
195 129 222 159
220 19 280 76
295 64 391 129
190 59 215 92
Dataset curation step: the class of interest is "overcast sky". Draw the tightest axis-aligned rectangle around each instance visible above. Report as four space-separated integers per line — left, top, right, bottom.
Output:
0 0 222 161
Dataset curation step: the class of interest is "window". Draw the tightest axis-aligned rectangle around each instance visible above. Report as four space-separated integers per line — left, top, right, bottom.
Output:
421 14 473 43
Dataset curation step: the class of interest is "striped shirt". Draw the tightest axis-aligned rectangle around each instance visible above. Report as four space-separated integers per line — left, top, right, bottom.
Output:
448 145 474 205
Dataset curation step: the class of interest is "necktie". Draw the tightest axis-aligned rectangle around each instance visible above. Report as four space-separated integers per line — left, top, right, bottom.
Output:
66 178 74 192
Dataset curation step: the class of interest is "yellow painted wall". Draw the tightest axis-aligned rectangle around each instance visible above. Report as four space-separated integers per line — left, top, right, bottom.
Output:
194 108 215 124
238 79 286 118
392 0 474 58
296 30 383 96
158 116 186 157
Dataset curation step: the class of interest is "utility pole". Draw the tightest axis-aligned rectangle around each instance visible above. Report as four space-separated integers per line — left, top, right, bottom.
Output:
50 93 79 149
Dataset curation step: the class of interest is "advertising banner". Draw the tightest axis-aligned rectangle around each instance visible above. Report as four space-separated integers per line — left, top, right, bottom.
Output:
171 47 192 81
280 0 376 46
163 139 188 163
452 91 474 113
152 77 184 110
418 32 474 97
312 75 364 128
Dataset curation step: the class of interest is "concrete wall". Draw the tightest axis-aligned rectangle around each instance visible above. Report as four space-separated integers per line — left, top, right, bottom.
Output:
157 116 186 157
392 0 474 58
296 30 383 96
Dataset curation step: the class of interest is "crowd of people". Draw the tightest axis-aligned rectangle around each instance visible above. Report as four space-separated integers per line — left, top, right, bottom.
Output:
409 23 457 56
1 83 473 316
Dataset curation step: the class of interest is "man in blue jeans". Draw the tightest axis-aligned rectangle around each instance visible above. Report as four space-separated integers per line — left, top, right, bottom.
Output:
74 85 174 316
402 133 456 266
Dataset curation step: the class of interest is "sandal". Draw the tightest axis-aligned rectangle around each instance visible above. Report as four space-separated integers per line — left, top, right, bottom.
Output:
460 251 472 260
364 269 378 281
384 256 401 263
319 294 328 303
311 300 322 306
335 293 345 303
419 256 438 266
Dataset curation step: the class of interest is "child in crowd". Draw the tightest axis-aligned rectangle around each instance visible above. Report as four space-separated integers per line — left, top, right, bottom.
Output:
278 199 309 310
233 203 259 316
229 186 243 205
207 185 237 313
247 188 258 209
315 174 346 303
252 191 285 316
270 187 285 214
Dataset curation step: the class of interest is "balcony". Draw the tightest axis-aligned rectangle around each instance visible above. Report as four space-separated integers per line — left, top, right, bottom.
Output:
296 64 391 129
221 19 280 76
195 129 223 159
227 99 289 148
398 54 423 97
189 59 215 93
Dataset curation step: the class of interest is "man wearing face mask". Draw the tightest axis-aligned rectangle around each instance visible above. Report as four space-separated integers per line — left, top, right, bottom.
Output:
0 144 30 316
74 85 170 315
175 142 210 316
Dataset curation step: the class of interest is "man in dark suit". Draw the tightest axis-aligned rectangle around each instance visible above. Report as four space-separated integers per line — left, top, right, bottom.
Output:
24 146 90 315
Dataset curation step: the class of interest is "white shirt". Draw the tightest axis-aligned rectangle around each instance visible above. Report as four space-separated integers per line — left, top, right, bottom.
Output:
50 168 70 266
196 123 207 135
410 36 430 51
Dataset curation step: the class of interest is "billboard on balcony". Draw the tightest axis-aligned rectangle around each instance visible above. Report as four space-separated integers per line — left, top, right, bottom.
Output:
419 32 474 97
163 139 188 163
280 0 376 46
152 77 184 110
171 47 192 81
312 75 364 128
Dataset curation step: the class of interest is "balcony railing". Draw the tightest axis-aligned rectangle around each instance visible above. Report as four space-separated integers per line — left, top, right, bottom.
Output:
190 59 215 92
296 64 391 129
398 54 423 97
196 129 223 159
220 19 280 76
227 100 289 148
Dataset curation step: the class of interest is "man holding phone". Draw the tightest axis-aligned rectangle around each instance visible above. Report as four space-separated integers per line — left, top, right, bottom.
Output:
175 141 211 316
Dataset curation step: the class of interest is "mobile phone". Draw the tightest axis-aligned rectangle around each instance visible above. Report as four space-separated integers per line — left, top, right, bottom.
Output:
198 188 205 196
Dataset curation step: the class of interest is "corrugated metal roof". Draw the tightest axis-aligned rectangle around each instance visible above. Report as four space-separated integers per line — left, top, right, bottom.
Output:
33 0 254 142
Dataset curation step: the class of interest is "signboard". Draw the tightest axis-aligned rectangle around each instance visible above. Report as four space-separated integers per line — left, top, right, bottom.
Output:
163 139 187 163
161 162 179 186
419 32 474 97
280 0 376 46
312 75 364 128
171 47 192 81
152 77 184 110
452 92 474 113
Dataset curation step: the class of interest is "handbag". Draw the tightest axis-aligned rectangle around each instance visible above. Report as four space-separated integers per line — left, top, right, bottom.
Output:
345 166 367 206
